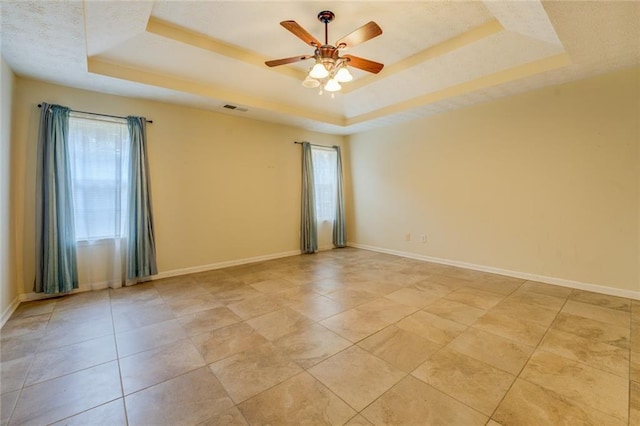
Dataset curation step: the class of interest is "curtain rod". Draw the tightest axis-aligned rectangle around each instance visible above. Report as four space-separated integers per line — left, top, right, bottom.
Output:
293 141 335 148
38 104 153 124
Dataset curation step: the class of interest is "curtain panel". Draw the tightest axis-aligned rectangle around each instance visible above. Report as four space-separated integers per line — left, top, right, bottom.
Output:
333 145 346 248
300 142 318 253
34 103 79 294
126 116 158 280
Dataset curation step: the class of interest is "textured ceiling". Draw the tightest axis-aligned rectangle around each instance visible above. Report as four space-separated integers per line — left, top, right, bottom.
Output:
1 1 638 135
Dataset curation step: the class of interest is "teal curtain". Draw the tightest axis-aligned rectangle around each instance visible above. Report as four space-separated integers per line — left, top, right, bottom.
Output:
126 117 158 279
300 142 317 253
333 145 346 247
34 103 79 294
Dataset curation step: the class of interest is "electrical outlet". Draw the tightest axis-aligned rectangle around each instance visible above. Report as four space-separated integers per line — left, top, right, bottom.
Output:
405 233 411 242
420 234 427 243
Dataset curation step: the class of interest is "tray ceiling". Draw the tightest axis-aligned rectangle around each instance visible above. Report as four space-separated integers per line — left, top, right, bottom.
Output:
1 1 638 135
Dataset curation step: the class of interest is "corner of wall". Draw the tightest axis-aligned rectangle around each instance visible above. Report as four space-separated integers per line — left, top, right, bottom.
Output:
1 55 21 323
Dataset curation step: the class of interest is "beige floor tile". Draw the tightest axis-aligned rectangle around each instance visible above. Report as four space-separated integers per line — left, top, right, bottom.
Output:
10 361 122 425
632 321 640 353
412 347 516 415
112 302 175 333
246 307 314 341
125 367 234 426
110 288 164 310
53 289 110 311
519 280 573 298
355 297 419 323
506 290 566 310
303 278 344 295
250 278 299 294
0 389 19 425
288 294 346 322
210 285 263 305
520 350 628 421
489 299 559 327
344 414 373 425
120 338 205 394
116 318 187 357
396 310 467 345
0 333 41 362
562 300 630 327
358 325 440 372
539 328 629 378
361 375 487 425
447 327 534 375
552 312 630 349
198 406 248 426
445 287 505 310
227 294 282 320
0 313 50 340
10 298 57 320
166 292 222 317
271 286 321 306
631 350 640 382
384 287 442 308
190 322 267 364
48 302 112 324
50 399 127 426
177 306 241 336
348 280 403 296
423 299 486 325
238 372 356 425
308 345 404 411
1 355 33 393
39 316 114 351
493 378 626 426
210 343 303 403
468 276 523 295
473 312 547 346
631 381 640 426
25 335 117 386
324 288 378 309
273 323 351 369
411 279 456 297
568 289 631 311
320 307 392 343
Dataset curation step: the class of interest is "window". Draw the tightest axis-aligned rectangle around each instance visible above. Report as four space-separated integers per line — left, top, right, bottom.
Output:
311 147 338 222
67 114 130 241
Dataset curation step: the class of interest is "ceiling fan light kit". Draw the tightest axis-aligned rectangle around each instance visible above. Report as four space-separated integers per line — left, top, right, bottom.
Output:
265 10 384 96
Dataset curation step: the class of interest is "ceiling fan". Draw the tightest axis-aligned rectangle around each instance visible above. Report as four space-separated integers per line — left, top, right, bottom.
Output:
265 10 384 93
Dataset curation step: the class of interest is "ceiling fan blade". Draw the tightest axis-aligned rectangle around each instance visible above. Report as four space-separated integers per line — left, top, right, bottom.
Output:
343 54 384 74
335 21 382 49
280 21 322 47
265 55 313 67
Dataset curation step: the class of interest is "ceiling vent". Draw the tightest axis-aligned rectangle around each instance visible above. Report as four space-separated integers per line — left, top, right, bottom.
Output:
222 104 248 112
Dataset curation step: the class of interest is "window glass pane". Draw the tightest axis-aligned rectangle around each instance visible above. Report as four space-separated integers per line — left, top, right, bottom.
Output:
311 148 337 222
68 116 129 240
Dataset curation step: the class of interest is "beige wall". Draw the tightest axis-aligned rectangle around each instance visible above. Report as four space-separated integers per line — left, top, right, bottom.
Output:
348 67 640 294
1 57 18 318
11 77 345 295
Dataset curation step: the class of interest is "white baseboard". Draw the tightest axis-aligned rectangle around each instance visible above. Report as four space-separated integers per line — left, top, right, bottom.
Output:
348 242 640 301
151 249 301 280
16 250 302 304
1 296 21 328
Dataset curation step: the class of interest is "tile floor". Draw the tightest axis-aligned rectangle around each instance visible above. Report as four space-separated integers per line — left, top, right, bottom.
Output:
1 248 638 425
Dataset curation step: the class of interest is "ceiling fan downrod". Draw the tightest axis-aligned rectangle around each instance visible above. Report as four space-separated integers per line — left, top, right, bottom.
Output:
317 10 335 46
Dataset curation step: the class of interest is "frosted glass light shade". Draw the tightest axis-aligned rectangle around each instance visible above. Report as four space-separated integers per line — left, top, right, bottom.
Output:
324 78 341 92
335 67 353 83
302 75 320 88
309 63 329 79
